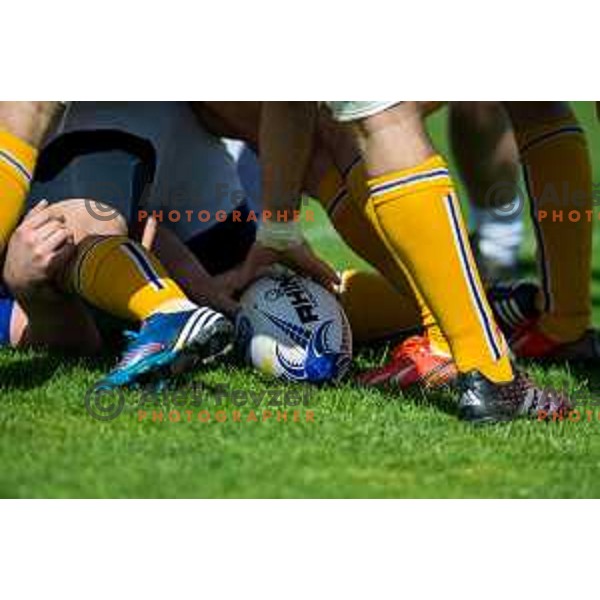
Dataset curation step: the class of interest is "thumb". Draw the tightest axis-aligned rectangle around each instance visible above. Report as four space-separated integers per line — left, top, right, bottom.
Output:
141 214 159 250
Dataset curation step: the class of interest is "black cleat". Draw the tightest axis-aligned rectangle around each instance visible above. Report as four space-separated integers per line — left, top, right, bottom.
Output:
458 370 570 424
489 281 600 364
487 280 540 339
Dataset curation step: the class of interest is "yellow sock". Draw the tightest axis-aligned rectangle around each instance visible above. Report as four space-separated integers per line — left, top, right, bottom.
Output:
316 164 423 342
316 161 451 355
516 113 593 342
71 236 196 322
338 269 421 343
346 155 513 382
0 129 37 251
315 161 348 212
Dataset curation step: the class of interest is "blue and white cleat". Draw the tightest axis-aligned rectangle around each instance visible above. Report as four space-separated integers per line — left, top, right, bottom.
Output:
95 307 234 390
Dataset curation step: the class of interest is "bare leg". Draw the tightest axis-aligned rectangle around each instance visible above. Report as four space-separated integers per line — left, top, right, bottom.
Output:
3 198 103 353
339 102 514 383
450 102 519 207
0 101 64 148
0 102 66 252
7 196 131 353
352 102 434 173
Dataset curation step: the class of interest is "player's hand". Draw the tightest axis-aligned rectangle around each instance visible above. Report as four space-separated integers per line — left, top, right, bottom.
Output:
211 267 245 300
3 200 76 298
235 240 340 294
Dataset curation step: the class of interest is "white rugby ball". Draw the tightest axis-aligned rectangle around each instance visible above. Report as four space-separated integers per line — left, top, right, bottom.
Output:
237 274 353 382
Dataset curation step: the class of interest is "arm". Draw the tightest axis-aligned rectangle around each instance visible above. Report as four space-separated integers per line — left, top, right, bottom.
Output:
145 222 238 318
236 102 339 292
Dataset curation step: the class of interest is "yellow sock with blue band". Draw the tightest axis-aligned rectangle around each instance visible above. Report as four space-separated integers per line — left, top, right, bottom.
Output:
317 159 452 355
0 129 37 252
71 236 196 322
349 155 513 382
516 112 593 343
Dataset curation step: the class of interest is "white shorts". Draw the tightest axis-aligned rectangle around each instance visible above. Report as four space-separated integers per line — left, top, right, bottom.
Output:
325 101 402 122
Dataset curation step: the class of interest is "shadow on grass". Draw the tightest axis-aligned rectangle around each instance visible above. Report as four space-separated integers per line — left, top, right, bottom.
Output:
0 350 113 392
0 353 64 391
401 387 459 417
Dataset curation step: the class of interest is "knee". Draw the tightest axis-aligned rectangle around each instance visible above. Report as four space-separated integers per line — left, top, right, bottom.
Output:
49 199 128 243
0 101 64 147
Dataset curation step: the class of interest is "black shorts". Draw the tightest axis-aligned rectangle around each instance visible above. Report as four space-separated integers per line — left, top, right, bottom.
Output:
28 130 156 224
184 203 256 276
29 129 254 275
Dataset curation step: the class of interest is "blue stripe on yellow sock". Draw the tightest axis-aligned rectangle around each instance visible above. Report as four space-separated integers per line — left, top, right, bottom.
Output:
445 194 502 361
371 169 450 197
520 125 584 155
326 158 362 217
123 242 165 291
523 164 552 312
0 148 31 183
327 188 348 217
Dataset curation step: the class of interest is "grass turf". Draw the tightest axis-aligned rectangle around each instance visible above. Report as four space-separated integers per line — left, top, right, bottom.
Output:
2 102 600 498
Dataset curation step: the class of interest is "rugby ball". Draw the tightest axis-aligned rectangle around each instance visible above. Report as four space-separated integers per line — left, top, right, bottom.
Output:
237 274 353 383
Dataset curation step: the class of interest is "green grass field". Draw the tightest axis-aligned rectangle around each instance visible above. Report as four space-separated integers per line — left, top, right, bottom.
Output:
2 102 600 499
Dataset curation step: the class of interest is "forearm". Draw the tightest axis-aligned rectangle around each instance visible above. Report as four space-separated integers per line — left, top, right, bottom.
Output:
259 101 317 214
192 101 261 149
